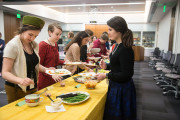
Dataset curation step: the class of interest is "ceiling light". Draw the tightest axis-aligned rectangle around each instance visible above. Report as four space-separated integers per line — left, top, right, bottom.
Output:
47 2 145 7
66 11 144 15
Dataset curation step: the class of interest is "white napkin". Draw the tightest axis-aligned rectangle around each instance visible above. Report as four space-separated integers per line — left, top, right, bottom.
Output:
18 84 35 93
45 105 66 113
30 84 35 89
18 84 26 92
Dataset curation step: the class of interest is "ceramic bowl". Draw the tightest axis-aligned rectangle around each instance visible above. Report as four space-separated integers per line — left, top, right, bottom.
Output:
25 94 43 107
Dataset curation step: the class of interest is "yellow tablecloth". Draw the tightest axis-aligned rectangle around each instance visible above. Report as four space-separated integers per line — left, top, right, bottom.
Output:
0 75 108 120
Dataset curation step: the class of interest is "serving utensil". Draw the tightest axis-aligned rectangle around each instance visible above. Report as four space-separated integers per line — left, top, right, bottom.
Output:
37 88 48 96
37 86 53 96
46 95 54 102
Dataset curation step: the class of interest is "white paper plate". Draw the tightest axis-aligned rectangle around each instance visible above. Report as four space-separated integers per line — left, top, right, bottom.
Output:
85 63 97 66
61 91 90 105
78 72 96 77
64 62 82 65
87 57 101 62
90 48 100 54
46 69 71 76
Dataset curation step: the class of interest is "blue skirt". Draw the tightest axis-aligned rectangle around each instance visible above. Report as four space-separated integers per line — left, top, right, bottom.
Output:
103 79 137 120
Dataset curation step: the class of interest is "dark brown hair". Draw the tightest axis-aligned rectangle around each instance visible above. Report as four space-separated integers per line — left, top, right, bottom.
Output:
68 32 74 38
107 16 133 47
64 31 89 52
17 25 41 34
85 29 94 36
48 23 62 36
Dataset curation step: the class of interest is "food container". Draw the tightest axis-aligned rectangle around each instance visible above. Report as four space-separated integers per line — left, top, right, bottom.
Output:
51 98 62 110
25 94 43 107
84 80 97 89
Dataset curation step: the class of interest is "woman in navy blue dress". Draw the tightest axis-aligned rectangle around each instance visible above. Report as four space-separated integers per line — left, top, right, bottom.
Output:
96 16 137 120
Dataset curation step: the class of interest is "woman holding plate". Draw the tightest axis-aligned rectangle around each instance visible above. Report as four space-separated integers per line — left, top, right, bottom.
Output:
96 16 137 120
38 23 65 90
64 31 93 75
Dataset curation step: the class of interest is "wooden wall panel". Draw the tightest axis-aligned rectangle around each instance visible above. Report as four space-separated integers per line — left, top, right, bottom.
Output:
4 13 21 44
132 46 144 61
168 6 176 51
85 24 96 31
85 24 108 38
4 14 11 43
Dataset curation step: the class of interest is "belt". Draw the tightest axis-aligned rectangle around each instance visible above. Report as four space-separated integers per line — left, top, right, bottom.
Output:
5 81 36 90
5 81 18 87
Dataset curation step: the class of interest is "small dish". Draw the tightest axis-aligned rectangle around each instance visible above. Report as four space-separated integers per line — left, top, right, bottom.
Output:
84 80 97 89
51 98 62 110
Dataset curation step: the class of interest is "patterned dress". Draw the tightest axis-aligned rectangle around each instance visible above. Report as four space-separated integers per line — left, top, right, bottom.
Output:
37 41 64 90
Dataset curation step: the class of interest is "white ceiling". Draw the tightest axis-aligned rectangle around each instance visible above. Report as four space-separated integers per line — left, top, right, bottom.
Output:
1 0 146 14
42 0 145 14
0 0 178 23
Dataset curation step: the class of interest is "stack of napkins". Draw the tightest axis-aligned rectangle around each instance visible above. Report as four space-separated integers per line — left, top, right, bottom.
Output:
45 105 66 112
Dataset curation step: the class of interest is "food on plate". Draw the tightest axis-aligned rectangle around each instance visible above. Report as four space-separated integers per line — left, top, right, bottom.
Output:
61 93 88 103
78 72 96 77
48 71 53 74
84 80 97 89
54 70 69 75
73 76 92 83
65 62 82 65
46 69 71 75
93 69 106 73
103 59 110 63
57 93 78 99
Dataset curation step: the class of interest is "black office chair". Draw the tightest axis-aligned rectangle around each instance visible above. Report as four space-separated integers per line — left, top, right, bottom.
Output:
160 54 180 89
163 61 180 99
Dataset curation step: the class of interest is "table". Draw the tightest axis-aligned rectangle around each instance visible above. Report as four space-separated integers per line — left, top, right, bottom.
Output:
0 75 108 120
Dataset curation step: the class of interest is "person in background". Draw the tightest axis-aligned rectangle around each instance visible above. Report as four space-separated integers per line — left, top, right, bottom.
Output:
0 32 5 76
65 32 74 47
93 33 109 57
57 38 63 51
64 31 93 75
102 32 110 51
87 35 97 52
38 23 65 90
2 16 49 103
80 29 94 62
96 16 136 120
92 36 97 42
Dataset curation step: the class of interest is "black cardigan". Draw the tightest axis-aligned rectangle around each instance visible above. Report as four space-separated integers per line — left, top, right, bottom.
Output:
107 43 134 83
